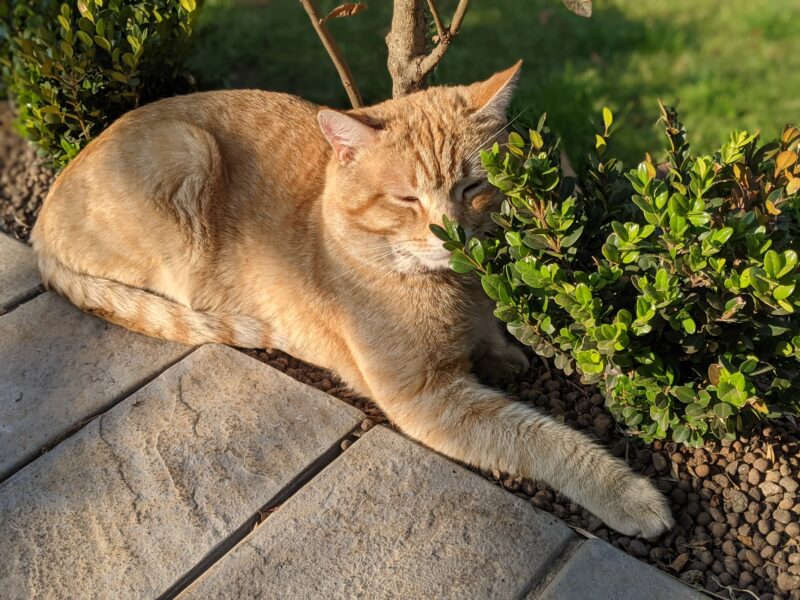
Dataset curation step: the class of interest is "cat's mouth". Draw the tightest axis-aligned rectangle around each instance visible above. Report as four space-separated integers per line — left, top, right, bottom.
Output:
393 245 451 273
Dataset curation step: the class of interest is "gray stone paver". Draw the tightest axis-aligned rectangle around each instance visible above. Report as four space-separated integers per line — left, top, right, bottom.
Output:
532 538 704 600
0 292 191 479
0 243 707 599
0 345 362 600
182 425 576 599
0 233 40 310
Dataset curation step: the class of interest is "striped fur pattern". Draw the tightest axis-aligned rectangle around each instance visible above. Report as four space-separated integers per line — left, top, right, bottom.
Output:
32 63 673 538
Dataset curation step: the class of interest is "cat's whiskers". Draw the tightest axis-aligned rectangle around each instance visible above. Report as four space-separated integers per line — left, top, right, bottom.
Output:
467 109 528 162
360 239 416 252
326 246 404 284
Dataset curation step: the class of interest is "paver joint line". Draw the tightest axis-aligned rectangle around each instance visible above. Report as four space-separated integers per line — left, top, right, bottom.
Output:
158 422 363 600
530 538 705 600
0 232 42 310
522 535 586 600
0 345 362 600
0 342 197 485
180 426 577 599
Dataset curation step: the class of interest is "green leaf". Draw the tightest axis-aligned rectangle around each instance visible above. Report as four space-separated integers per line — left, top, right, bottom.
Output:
717 382 748 408
76 30 93 46
179 0 197 11
93 35 111 51
529 129 544 151
671 386 697 404
713 402 734 419
778 250 797 276
763 250 780 278
575 283 592 306
685 403 706 418
595 134 606 154
468 238 485 264
508 131 524 155
602 106 613 132
449 253 475 274
561 225 584 248
774 284 795 301
672 426 690 444
681 317 696 334
481 274 502 301
429 224 449 242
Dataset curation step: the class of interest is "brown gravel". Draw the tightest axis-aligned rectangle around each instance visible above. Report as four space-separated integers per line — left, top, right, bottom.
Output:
246 347 800 599
0 101 56 242
1 103 797 600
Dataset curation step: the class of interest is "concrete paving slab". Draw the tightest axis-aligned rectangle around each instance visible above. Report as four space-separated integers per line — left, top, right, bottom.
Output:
0 345 362 600
183 426 576 599
0 233 40 310
0 292 191 479
533 538 704 600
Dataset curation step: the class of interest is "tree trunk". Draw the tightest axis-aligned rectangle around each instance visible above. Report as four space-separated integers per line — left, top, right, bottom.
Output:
386 0 430 97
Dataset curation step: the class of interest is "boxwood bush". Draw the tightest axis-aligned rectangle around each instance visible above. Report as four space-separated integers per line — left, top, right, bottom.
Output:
435 105 800 446
0 0 198 167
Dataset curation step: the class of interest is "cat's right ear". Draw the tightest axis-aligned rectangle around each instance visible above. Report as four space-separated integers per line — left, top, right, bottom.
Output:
318 110 381 166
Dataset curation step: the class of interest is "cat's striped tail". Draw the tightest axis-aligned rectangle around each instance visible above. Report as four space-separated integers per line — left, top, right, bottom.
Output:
36 255 271 348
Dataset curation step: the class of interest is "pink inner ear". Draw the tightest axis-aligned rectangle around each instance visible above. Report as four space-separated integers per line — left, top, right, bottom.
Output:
318 110 379 165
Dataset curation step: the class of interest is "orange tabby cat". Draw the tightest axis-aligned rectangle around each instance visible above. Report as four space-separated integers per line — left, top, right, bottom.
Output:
32 62 673 538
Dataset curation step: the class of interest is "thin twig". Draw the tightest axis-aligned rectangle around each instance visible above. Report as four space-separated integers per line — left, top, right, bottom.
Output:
299 0 363 108
426 0 446 41
449 0 469 36
419 0 469 75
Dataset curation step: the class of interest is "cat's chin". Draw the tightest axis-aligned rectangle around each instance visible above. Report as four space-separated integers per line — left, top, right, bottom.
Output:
391 247 451 274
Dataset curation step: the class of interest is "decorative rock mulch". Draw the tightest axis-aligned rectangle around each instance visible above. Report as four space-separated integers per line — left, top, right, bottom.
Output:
246 348 800 599
0 101 56 242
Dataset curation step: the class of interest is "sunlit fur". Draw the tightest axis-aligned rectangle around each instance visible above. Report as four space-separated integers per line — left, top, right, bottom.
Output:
32 64 673 538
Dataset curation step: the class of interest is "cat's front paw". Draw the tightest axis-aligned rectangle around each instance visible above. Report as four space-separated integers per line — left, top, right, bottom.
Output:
473 343 530 383
592 475 674 539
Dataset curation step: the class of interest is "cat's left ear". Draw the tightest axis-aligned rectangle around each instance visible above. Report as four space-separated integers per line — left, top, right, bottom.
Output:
318 110 381 166
468 60 522 120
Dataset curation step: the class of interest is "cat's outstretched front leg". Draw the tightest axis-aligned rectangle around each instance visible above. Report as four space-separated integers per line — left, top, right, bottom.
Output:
377 371 674 539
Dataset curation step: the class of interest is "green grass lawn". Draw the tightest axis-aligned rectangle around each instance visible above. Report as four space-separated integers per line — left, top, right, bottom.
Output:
189 0 800 166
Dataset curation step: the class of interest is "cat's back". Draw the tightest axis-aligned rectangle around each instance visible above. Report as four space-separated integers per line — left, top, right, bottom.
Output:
42 89 328 213
106 89 329 200
33 89 330 304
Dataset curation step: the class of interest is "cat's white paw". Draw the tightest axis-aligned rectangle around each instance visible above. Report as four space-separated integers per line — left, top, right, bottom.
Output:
591 475 674 539
474 343 530 382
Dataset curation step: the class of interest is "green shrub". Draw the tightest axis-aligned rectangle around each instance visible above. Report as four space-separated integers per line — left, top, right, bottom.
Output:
435 105 800 446
0 0 198 168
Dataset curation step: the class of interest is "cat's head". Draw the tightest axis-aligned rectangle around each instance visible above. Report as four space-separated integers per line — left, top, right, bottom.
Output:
318 62 521 274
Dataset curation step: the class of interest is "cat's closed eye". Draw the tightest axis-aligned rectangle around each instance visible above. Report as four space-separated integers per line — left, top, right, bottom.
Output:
460 180 486 202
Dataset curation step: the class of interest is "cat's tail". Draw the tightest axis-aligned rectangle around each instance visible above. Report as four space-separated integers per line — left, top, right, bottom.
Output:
36 254 271 348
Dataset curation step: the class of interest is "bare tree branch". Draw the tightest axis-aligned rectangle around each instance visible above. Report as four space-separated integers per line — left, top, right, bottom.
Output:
299 0 364 108
386 0 470 97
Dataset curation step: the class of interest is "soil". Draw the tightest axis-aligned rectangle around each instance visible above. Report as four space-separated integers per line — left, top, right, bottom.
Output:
0 104 797 599
0 101 56 242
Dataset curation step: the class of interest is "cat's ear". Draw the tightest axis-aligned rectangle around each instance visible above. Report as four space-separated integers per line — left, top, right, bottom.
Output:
468 60 522 120
318 110 381 165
